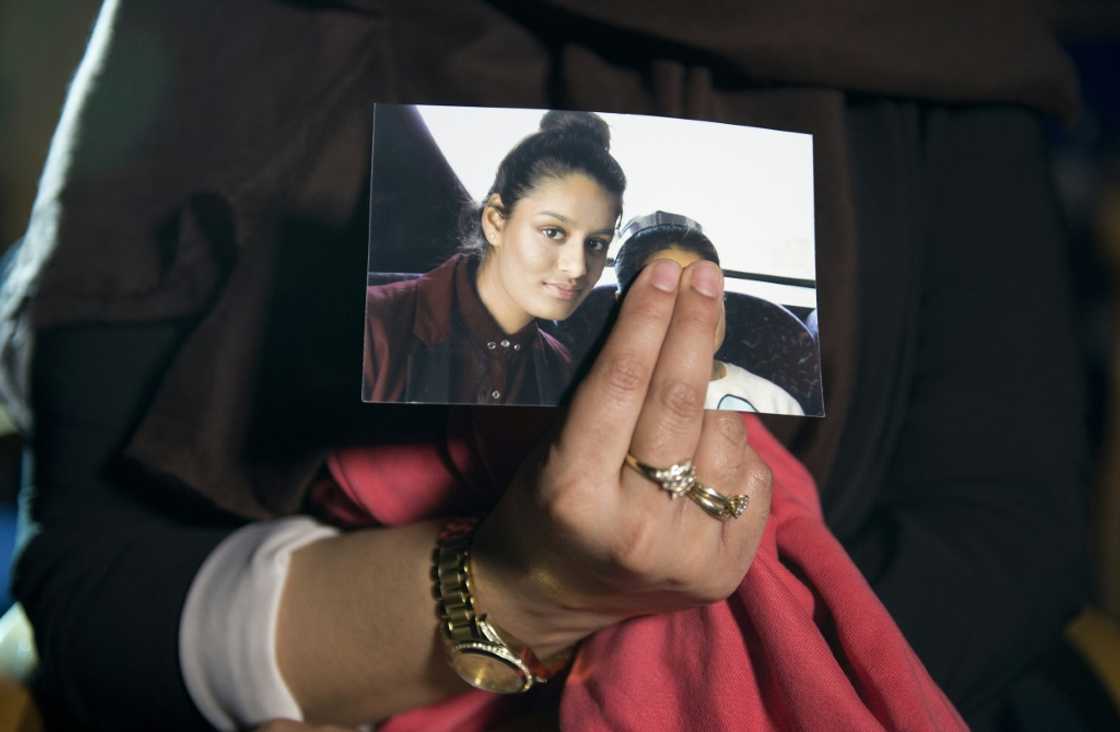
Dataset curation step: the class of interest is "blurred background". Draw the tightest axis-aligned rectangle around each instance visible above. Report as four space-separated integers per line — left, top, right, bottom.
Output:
0 0 1117 724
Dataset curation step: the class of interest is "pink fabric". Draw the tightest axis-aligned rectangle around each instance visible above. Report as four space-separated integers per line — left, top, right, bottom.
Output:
318 412 967 731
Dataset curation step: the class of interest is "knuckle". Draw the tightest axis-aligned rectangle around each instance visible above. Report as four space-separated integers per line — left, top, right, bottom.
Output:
748 460 773 493
712 549 752 600
627 294 672 325
678 298 719 332
607 518 658 575
538 471 592 530
714 413 746 446
658 378 705 423
728 523 765 584
697 570 739 604
713 451 748 491
537 455 616 538
696 414 749 489
677 535 741 605
742 459 773 504
540 487 586 532
601 352 650 403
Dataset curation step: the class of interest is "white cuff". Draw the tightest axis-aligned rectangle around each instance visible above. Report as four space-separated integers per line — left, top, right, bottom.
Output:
180 517 339 731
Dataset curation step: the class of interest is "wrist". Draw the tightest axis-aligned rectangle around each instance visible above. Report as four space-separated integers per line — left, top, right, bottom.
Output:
469 518 610 659
432 517 588 693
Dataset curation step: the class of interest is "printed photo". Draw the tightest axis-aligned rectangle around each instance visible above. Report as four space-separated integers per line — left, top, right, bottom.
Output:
363 104 823 415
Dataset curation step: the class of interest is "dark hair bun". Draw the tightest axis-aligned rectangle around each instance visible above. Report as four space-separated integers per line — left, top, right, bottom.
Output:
539 110 611 150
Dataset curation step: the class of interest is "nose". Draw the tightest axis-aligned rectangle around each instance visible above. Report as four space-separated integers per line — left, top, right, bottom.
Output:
557 238 587 280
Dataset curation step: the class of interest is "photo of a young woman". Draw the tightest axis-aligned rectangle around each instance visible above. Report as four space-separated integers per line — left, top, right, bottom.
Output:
614 211 805 415
362 111 626 406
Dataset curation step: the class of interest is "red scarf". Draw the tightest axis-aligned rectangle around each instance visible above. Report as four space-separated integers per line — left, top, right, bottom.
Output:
317 413 967 731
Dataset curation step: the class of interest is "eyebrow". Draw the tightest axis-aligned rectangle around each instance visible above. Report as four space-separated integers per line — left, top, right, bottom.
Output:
538 211 616 237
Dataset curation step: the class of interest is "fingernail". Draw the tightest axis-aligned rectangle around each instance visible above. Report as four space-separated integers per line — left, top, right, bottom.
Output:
690 261 723 298
650 259 681 292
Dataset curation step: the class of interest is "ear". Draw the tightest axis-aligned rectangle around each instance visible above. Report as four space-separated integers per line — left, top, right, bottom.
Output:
481 193 506 248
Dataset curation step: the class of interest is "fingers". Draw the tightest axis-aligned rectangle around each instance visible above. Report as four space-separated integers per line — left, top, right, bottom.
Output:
558 258 683 469
609 262 726 567
626 261 723 467
689 411 772 596
691 410 749 497
691 411 771 533
613 410 771 604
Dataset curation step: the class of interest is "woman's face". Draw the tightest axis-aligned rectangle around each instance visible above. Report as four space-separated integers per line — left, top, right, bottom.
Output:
481 173 619 331
643 246 727 352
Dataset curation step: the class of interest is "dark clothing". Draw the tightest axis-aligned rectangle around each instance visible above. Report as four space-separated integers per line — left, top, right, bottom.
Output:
363 254 572 405
0 2 1091 730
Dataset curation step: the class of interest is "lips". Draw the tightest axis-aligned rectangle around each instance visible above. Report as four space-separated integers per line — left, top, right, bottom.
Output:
543 283 582 301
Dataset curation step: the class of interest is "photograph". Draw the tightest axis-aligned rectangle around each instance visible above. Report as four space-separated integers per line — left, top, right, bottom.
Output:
363 104 823 415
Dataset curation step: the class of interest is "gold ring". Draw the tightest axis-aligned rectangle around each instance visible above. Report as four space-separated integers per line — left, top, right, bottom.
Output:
624 453 696 498
687 482 750 521
687 484 729 520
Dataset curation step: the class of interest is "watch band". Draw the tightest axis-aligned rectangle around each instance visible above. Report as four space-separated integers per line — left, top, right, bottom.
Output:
431 518 571 692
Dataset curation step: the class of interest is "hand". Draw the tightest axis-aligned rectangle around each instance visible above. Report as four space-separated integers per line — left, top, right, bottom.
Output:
472 259 772 656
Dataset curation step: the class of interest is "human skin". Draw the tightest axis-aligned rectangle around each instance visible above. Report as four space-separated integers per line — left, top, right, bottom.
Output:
634 245 728 378
274 258 772 726
475 173 618 334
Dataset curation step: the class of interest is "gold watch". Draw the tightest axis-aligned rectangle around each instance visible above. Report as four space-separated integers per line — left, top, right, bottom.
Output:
431 518 572 694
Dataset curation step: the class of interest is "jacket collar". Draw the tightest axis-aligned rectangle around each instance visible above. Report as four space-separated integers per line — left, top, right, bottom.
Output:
412 252 538 349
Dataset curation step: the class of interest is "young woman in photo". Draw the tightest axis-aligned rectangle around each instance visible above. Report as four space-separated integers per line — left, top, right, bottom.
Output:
362 110 625 406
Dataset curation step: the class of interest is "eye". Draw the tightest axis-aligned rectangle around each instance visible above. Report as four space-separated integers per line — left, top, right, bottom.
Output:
541 226 566 241
586 237 610 253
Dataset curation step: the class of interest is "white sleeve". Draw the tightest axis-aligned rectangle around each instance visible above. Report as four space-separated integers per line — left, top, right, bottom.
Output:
179 517 340 731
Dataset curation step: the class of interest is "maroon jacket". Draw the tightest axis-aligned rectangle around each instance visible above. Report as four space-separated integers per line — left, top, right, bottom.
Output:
363 254 573 405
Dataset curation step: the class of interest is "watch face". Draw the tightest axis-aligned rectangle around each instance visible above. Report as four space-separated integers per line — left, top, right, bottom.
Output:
451 644 531 694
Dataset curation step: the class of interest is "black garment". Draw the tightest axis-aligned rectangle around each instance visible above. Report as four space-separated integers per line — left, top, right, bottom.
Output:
1 2 1092 730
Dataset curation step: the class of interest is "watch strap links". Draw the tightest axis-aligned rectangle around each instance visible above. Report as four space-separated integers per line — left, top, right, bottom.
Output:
431 518 571 692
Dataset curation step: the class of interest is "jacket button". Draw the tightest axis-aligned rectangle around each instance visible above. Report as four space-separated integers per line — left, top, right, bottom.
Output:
486 341 497 350
490 389 501 400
